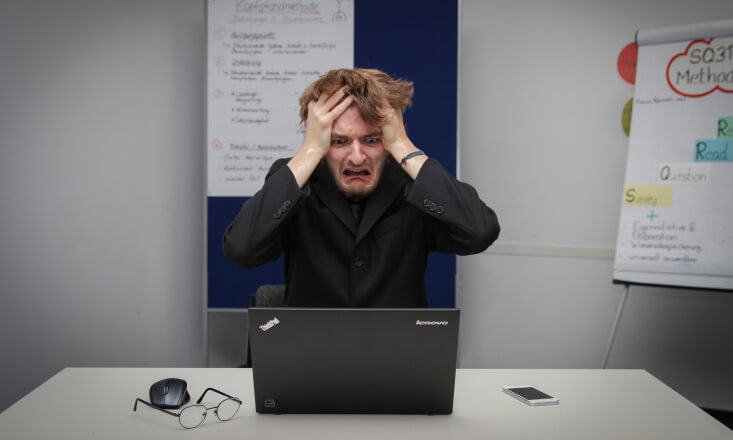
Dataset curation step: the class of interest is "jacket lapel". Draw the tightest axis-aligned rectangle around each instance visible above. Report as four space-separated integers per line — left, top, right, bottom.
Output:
311 162 358 236
355 158 407 243
311 158 408 241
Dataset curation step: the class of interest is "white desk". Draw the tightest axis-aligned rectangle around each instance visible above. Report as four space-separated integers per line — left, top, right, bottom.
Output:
0 368 729 439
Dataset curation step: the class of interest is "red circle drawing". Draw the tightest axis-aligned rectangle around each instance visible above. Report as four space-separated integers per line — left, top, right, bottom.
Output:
617 42 637 85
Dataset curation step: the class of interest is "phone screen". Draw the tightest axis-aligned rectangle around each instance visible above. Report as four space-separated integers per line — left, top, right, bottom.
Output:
507 386 554 400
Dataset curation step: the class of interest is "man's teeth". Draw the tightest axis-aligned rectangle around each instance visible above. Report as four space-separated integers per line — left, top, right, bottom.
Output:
345 169 369 176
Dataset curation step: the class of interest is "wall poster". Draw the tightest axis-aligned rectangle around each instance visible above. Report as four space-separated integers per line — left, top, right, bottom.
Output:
207 0 354 196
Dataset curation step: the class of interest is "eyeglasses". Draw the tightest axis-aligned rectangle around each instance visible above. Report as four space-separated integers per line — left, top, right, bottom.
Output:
134 387 242 429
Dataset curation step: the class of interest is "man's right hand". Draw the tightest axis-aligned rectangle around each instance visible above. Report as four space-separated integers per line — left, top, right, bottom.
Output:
287 86 353 188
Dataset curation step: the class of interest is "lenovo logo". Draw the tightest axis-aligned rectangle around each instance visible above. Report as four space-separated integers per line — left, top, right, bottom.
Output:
415 320 449 326
259 317 280 332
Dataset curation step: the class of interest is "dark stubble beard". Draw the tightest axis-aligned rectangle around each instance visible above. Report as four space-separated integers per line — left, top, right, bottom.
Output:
331 161 385 202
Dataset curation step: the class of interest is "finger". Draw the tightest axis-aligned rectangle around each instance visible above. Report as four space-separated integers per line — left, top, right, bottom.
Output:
310 86 349 120
328 93 354 120
309 90 333 116
323 85 351 111
315 89 331 105
379 106 399 127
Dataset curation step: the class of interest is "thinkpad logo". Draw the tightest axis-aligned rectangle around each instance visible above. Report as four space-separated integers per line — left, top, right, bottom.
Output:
259 317 280 332
415 320 449 326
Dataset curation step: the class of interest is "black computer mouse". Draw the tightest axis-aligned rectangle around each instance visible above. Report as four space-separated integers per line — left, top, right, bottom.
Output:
149 378 191 409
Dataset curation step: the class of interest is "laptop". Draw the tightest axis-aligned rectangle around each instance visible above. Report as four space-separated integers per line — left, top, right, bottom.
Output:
248 308 460 414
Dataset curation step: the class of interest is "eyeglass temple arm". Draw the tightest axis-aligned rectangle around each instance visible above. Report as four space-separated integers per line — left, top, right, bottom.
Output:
133 398 180 418
196 388 241 404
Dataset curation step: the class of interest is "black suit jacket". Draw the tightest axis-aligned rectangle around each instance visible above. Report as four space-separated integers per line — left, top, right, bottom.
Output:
223 156 499 307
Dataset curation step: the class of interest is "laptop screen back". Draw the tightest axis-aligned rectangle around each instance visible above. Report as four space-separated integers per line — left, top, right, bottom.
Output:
248 308 459 414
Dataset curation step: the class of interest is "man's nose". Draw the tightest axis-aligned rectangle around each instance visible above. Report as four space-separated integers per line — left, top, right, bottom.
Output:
347 142 367 165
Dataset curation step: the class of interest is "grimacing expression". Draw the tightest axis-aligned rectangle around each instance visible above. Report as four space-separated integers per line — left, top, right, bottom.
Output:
325 106 387 200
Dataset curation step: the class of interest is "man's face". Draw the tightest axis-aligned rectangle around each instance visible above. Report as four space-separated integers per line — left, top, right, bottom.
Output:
326 106 388 200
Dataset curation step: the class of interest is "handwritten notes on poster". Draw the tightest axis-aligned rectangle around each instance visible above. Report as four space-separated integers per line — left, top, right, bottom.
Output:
614 29 733 289
207 0 353 196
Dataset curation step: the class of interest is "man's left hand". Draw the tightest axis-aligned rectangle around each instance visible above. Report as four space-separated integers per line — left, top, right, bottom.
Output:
380 106 427 180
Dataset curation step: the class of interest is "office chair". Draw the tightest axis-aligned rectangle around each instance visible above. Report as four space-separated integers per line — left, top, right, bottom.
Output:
250 284 286 307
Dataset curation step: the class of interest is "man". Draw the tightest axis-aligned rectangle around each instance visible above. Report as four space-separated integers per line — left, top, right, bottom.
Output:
223 68 499 307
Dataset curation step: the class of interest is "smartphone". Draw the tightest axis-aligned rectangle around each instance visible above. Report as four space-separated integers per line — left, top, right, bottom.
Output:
503 385 559 406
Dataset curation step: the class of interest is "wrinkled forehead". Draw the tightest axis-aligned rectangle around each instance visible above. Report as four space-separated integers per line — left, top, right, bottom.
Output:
331 106 381 136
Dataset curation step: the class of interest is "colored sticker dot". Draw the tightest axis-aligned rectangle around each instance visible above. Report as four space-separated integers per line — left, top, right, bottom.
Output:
617 42 638 85
622 98 633 136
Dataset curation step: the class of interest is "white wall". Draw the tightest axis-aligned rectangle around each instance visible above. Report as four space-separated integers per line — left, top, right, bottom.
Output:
0 0 206 412
459 0 733 410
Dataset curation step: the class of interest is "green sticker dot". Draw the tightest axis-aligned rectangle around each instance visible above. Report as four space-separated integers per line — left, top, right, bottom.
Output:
622 98 633 136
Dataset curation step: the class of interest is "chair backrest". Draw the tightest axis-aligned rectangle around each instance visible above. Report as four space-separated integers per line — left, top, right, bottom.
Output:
251 284 286 307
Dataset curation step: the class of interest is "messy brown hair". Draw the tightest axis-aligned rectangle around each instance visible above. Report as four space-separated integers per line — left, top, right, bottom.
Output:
299 68 414 125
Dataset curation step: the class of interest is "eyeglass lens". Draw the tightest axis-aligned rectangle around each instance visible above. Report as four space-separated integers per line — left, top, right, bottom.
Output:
179 405 207 429
215 398 241 421
177 398 241 429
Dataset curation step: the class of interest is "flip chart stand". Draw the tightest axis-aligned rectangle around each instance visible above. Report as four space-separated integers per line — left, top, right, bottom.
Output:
603 284 630 368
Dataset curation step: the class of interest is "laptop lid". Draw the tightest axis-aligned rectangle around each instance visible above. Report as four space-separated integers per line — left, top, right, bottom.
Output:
248 308 459 415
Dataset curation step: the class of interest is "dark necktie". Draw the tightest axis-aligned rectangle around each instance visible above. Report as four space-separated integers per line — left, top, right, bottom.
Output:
350 202 364 225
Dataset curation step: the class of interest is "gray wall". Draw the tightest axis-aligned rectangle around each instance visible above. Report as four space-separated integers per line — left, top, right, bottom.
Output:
458 0 733 411
0 0 731 414
0 0 207 412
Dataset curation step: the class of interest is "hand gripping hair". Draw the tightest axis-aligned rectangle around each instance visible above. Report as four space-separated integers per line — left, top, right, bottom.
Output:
299 68 414 126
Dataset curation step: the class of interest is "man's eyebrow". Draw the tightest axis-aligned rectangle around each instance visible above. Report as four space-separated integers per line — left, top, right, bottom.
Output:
331 130 382 138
